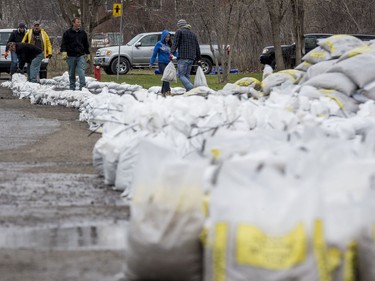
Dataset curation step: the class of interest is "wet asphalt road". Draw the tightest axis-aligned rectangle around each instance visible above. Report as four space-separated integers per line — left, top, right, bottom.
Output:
0 79 129 281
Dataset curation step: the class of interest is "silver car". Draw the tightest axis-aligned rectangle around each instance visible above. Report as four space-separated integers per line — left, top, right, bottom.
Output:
94 31 217 75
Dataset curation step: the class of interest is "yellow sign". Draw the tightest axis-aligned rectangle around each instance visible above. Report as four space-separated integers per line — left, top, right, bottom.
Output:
113 3 122 17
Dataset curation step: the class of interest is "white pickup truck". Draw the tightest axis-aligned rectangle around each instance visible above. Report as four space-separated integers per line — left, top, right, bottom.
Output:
94 31 221 75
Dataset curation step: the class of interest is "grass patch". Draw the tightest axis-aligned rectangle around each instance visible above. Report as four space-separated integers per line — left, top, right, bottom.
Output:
97 69 262 91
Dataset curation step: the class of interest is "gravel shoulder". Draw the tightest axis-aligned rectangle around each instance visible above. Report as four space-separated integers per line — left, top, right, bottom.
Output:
0 85 128 281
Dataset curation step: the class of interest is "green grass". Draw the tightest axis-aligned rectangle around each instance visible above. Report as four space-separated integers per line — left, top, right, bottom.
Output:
97 69 262 91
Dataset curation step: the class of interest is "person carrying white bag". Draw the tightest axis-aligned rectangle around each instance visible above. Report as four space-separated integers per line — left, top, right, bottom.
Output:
150 29 177 97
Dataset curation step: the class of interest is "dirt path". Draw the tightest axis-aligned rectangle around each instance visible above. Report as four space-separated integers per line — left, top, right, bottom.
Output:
0 85 129 281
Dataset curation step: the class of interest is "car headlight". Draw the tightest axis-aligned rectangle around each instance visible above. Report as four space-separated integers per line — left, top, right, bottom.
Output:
100 49 112 56
262 48 269 54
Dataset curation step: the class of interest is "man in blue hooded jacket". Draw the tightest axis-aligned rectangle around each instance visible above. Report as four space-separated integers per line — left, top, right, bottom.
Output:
150 29 176 96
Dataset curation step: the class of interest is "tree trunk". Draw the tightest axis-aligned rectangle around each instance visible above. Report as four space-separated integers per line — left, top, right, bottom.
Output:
291 0 304 66
266 0 286 70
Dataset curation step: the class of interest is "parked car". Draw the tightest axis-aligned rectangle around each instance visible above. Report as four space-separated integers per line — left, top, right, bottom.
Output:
94 31 221 75
0 28 49 77
259 33 375 69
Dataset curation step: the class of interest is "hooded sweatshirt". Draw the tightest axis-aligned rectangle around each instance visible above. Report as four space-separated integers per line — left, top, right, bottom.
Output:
150 29 174 65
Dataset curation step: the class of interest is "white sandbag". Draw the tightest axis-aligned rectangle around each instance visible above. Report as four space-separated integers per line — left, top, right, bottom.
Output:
205 159 321 281
262 64 273 80
319 89 359 114
234 77 261 90
327 53 375 88
114 134 144 193
126 139 205 281
301 72 357 97
295 61 312 72
194 66 208 87
338 45 375 61
302 46 332 64
318 34 365 58
261 72 296 95
318 160 375 281
161 61 177 82
361 81 375 100
184 86 216 97
300 59 338 83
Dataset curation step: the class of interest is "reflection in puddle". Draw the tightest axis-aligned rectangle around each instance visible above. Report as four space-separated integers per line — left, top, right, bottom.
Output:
0 222 128 250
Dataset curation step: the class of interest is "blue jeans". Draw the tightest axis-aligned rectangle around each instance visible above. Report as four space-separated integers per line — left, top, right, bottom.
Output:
177 59 194 91
67 55 86 90
158 62 171 93
10 51 18 75
26 52 44 83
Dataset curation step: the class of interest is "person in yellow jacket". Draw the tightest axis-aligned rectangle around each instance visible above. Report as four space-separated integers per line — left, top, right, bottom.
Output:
22 21 52 79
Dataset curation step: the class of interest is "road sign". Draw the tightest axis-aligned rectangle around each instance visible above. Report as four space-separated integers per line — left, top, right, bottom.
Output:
113 3 122 17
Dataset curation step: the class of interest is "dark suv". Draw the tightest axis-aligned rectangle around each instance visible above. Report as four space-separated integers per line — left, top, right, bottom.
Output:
0 28 48 78
259 33 375 69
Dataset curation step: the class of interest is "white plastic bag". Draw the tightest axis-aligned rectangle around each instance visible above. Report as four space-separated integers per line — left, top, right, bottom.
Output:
161 61 177 82
194 66 208 87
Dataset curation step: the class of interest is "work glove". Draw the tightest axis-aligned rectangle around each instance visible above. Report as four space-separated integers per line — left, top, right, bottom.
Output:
85 54 90 63
197 60 202 66
46 54 52 59
61 52 67 60
4 51 8 59
169 54 173 61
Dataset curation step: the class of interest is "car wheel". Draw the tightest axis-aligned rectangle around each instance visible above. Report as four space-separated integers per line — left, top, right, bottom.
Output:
103 66 113 75
200 57 213 74
110 57 130 75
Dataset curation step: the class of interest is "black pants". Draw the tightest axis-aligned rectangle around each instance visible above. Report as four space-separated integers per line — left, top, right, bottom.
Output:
158 62 171 93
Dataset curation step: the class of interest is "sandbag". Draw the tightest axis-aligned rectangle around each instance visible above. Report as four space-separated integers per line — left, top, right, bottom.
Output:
318 34 365 58
301 72 357 97
338 45 375 62
261 72 296 95
204 159 321 281
295 61 312 72
234 77 262 90
302 46 332 64
300 59 338 83
125 140 205 281
327 53 375 88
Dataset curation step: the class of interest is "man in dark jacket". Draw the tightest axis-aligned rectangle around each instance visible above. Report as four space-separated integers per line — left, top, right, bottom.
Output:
5 22 27 75
60 17 90 90
170 19 201 91
7 42 44 83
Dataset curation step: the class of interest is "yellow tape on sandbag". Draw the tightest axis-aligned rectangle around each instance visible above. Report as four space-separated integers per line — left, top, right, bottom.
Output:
213 223 228 281
235 223 307 270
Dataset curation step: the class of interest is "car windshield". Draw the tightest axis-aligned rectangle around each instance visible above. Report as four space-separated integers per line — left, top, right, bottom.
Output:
126 34 143 46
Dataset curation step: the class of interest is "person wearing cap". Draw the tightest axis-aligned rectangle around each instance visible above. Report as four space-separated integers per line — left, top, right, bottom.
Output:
22 20 52 79
170 19 201 91
5 22 27 76
60 17 90 91
7 42 44 83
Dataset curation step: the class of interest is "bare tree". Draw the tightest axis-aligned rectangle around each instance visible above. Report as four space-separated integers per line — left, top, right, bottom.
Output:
194 0 246 83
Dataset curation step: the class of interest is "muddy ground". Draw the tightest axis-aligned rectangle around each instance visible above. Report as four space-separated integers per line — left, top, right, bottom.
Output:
0 80 129 281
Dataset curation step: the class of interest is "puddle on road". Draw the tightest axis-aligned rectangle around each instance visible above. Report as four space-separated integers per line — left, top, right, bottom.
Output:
0 221 128 250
